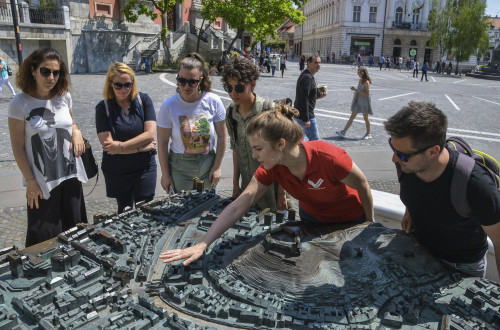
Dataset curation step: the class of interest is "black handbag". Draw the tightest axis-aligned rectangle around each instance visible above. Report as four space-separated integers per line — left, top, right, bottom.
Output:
7 66 12 76
82 138 98 179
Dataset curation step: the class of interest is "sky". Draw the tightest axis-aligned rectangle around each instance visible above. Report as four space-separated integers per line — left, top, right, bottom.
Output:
486 0 500 17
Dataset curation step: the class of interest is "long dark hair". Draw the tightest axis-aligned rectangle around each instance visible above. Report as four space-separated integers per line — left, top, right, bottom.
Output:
16 48 70 97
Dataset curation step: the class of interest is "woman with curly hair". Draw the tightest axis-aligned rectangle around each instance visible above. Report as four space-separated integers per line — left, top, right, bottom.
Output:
222 56 285 211
159 104 374 266
8 48 87 247
157 53 227 192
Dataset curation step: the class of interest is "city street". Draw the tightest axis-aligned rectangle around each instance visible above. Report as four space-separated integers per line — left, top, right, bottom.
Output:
0 61 498 248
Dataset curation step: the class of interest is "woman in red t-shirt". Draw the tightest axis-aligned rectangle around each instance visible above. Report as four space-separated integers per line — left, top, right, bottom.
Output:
159 104 374 266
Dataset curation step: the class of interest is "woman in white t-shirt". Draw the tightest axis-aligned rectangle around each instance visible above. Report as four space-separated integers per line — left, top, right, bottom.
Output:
8 48 88 247
157 53 227 192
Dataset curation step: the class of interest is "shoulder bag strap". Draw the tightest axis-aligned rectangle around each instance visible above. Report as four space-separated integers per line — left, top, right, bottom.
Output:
451 152 475 218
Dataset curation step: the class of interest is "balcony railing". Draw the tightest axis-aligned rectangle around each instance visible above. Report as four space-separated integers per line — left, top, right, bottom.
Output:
0 2 65 25
28 7 64 24
392 21 426 30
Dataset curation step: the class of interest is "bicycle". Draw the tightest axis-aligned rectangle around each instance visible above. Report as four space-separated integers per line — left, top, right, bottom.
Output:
351 61 364 69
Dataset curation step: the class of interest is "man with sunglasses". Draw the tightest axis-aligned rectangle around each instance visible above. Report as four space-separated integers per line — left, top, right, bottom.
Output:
384 102 500 278
294 55 326 141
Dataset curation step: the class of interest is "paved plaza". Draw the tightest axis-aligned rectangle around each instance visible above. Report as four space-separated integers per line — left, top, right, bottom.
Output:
0 60 499 249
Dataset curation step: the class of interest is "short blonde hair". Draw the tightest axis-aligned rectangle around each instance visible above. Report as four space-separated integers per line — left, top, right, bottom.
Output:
103 62 138 100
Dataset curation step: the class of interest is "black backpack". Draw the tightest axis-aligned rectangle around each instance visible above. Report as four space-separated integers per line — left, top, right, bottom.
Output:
227 98 292 146
446 137 500 218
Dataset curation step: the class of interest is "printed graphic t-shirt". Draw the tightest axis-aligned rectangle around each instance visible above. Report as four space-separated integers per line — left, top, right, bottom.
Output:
8 92 87 199
254 140 364 222
157 92 226 154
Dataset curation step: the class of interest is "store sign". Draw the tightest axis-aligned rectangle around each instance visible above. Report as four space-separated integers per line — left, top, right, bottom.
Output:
355 41 371 46
410 48 417 56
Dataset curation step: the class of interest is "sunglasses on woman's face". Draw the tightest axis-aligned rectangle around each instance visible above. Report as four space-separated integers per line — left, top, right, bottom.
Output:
176 77 201 87
223 83 246 93
112 82 133 90
39 67 61 78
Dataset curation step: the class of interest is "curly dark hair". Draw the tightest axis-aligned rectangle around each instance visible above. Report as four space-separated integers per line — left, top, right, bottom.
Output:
221 57 260 85
178 53 211 92
16 48 70 97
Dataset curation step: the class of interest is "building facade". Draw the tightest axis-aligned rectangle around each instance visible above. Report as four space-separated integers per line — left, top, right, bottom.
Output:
0 0 229 73
295 0 442 65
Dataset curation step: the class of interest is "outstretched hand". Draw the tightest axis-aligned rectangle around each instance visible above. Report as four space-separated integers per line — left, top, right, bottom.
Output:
159 242 207 267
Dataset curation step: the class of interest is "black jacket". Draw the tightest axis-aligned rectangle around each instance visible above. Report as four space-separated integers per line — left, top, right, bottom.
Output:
294 69 317 122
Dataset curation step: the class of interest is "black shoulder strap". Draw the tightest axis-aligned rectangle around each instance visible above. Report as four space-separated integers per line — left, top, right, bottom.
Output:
103 99 117 139
451 152 476 218
228 104 238 145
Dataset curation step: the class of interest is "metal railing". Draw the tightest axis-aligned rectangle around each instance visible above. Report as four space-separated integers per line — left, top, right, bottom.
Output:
28 7 64 25
0 2 64 25
392 21 426 30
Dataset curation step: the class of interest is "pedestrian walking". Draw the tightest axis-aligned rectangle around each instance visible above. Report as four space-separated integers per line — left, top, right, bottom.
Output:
8 48 88 247
421 62 429 81
385 56 391 70
95 62 157 214
294 55 326 141
299 55 306 72
270 54 278 77
434 60 440 73
157 53 227 193
336 67 373 140
368 54 374 68
280 55 286 78
159 105 374 266
413 59 419 78
441 61 446 74
0 56 16 97
379 55 385 70
332 52 336 63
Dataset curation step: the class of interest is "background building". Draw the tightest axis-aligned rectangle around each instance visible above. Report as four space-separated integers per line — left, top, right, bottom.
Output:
295 0 442 66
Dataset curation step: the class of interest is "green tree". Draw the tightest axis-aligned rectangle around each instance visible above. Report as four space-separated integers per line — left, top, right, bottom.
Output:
429 0 489 73
200 0 306 51
122 0 178 62
428 0 451 59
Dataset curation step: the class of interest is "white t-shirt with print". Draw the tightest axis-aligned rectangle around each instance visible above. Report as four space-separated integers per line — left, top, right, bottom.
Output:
8 92 87 199
157 92 226 154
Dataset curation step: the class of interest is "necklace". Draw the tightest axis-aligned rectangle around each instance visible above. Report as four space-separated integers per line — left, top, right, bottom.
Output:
41 130 58 161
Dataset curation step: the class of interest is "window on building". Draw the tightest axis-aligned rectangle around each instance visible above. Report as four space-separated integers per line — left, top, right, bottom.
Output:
369 7 377 23
336 7 340 23
410 40 417 46
413 8 420 24
396 7 403 23
394 39 401 45
95 2 112 18
353 6 361 22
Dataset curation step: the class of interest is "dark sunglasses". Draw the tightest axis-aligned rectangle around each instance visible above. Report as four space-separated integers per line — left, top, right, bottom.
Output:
388 138 434 162
112 82 133 90
176 77 201 87
39 67 61 78
223 83 246 93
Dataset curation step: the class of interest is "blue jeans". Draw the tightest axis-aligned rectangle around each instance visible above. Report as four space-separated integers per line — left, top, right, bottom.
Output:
295 117 320 141
271 66 276 76
299 207 367 224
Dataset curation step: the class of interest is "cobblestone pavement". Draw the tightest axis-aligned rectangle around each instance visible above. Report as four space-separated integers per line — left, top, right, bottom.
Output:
0 62 497 250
